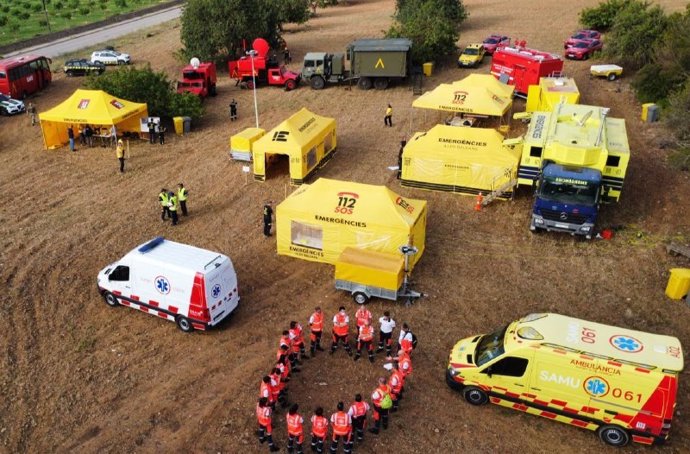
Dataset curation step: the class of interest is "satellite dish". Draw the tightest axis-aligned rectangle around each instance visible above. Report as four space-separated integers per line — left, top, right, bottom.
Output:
190 57 200 69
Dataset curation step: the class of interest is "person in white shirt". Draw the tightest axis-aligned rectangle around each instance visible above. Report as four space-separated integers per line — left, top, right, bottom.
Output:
376 311 396 359
398 323 414 356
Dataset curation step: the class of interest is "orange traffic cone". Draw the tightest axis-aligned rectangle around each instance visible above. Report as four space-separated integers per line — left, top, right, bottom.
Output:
474 192 483 211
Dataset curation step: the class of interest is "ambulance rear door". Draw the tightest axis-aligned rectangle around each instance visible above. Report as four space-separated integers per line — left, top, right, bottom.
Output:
203 254 239 326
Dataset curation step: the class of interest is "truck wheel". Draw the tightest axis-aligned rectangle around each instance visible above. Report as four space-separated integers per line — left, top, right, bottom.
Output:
373 78 389 90
176 316 194 333
463 386 488 406
245 80 254 90
607 73 618 81
310 76 325 90
597 425 630 447
352 292 370 305
285 79 297 91
357 77 372 90
103 292 119 307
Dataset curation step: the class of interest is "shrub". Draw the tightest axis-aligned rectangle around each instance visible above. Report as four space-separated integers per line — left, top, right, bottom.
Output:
31 3 43 12
18 11 31 19
78 6 89 15
53 1 63 10
60 11 71 19
632 63 686 105
0 5 9 13
114 0 127 8
168 92 204 121
0 15 7 27
38 18 48 26
579 0 626 31
665 83 690 143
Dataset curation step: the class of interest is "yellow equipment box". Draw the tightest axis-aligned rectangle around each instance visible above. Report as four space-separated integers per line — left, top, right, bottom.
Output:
335 247 403 292
666 268 690 300
230 127 265 161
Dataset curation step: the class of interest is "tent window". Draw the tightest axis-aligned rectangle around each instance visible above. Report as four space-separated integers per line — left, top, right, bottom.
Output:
529 146 543 158
606 155 620 167
306 147 317 169
291 221 323 250
324 132 333 151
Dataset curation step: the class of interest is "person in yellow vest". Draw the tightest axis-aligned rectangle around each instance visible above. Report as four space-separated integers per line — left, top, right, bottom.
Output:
168 191 179 226
116 139 125 173
384 103 393 127
177 183 189 216
159 189 170 222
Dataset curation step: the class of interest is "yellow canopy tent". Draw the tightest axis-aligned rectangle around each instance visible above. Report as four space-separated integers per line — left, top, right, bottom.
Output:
412 73 514 117
39 89 148 149
253 108 337 185
276 178 427 268
526 77 580 112
401 124 521 198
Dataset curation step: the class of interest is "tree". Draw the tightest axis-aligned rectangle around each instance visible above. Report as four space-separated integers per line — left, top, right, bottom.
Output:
280 0 310 24
579 0 627 31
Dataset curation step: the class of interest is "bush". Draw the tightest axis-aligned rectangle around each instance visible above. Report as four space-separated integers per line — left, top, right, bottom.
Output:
579 0 626 31
0 5 9 13
114 0 127 8
31 3 43 12
38 18 48 26
665 83 690 143
78 6 89 15
168 92 204 121
60 11 71 19
632 63 686 105
18 11 30 19
0 15 6 27
53 1 63 10
68 0 79 8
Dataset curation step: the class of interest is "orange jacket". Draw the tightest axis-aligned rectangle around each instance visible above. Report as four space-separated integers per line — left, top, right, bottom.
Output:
348 401 369 418
333 312 349 337
260 381 275 403
398 352 413 377
330 411 352 436
371 384 391 407
309 311 324 332
355 307 372 327
287 413 304 436
389 369 404 394
311 415 329 438
358 325 374 342
257 403 272 426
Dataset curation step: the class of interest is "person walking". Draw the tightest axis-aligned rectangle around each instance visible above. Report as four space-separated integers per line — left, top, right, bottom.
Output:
308 306 325 356
376 311 396 359
168 191 179 226
263 201 273 237
369 377 392 434
398 323 416 356
353 319 375 363
27 102 37 126
355 306 372 335
286 404 305 454
384 103 393 127
256 397 280 452
310 407 329 454
159 188 170 222
148 118 156 144
330 306 352 356
284 47 292 64
388 360 405 412
177 183 189 216
158 125 166 145
329 402 353 454
229 99 238 121
116 139 125 173
347 394 369 443
289 320 310 361
67 126 76 152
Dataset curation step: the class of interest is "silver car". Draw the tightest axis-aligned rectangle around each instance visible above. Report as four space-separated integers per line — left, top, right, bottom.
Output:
90 50 131 66
0 93 25 115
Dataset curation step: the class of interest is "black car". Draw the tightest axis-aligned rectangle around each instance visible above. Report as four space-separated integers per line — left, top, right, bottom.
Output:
64 59 106 77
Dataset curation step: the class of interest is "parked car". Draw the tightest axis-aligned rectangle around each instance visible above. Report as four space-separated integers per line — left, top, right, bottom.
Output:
0 93 25 115
458 43 486 68
564 29 601 48
482 35 510 54
90 50 131 66
64 59 106 76
564 39 603 60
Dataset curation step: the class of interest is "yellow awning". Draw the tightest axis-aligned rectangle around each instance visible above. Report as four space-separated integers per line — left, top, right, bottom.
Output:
413 74 514 117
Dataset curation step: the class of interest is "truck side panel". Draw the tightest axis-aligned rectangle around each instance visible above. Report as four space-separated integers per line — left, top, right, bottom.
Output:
353 51 408 78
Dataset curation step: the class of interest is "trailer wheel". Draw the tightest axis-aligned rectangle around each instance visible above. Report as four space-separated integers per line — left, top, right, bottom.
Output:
352 292 370 305
357 77 372 90
103 292 119 307
373 78 389 90
285 79 297 91
597 425 630 447
245 80 254 90
176 316 194 333
607 73 618 81
463 386 488 406
310 76 325 90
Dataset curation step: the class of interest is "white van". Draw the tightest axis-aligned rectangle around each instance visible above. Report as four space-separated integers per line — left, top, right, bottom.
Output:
97 237 240 332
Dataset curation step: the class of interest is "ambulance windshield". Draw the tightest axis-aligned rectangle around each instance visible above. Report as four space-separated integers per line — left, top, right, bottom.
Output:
539 177 599 206
475 325 507 366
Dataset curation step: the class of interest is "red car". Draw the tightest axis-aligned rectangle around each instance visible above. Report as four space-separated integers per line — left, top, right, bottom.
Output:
564 39 603 60
564 29 601 48
482 34 511 54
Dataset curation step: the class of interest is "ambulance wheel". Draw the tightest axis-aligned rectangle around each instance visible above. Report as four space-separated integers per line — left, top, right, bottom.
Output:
176 316 194 333
463 386 488 406
103 292 119 307
352 292 369 305
597 425 630 447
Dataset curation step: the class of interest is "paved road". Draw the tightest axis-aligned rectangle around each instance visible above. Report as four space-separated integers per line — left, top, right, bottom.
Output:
5 6 182 59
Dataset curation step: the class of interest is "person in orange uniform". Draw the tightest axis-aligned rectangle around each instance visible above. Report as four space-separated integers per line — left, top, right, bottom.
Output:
388 360 405 412
256 397 280 452
309 306 325 356
397 323 415 356
260 375 276 409
329 402 353 454
290 320 310 361
330 306 352 356
353 319 375 363
287 403 305 454
397 348 413 379
347 394 370 443
270 367 289 408
354 306 372 335
280 329 300 370
369 377 391 434
310 406 329 454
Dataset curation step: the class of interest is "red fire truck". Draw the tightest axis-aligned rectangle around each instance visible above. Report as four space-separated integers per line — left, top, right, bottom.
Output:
228 38 300 91
0 54 52 99
177 58 217 98
490 46 563 95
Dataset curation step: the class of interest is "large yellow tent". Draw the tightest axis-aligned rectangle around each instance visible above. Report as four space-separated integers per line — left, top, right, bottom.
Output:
253 108 337 184
39 89 148 149
412 74 514 117
276 178 427 268
401 125 521 197
526 77 580 112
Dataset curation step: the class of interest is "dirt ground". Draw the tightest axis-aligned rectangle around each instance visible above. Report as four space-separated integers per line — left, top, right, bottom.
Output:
2 0 690 453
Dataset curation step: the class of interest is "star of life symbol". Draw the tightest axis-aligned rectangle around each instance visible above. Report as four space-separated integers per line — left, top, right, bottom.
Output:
610 335 643 353
155 276 170 294
212 284 222 299
584 376 608 397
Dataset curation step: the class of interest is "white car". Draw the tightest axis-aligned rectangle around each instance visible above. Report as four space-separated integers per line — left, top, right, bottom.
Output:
90 50 131 66
0 93 25 115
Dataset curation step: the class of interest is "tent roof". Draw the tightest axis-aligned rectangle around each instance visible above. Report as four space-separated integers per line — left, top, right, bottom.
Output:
277 178 425 228
254 107 335 152
413 74 514 116
39 89 147 125
404 125 520 165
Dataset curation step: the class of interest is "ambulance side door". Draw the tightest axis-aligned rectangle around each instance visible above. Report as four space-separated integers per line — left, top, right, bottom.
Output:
480 352 533 396
529 359 590 414
107 263 132 298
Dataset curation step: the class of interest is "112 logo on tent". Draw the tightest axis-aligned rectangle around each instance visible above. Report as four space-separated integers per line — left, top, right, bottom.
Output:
335 191 358 215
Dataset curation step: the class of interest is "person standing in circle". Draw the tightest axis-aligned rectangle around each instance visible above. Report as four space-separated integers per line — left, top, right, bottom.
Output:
177 183 189 216
263 201 274 237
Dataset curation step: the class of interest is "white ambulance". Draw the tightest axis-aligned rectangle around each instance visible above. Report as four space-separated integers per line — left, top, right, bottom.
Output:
97 237 240 332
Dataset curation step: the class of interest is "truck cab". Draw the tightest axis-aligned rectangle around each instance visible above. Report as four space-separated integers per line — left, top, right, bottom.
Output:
302 52 345 89
531 164 601 239
177 62 217 98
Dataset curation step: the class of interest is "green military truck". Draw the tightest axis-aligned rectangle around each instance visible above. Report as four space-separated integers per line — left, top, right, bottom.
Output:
301 38 412 90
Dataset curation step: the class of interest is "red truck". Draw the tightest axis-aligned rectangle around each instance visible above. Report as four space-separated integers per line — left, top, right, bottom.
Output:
228 38 300 91
490 45 564 95
177 59 217 98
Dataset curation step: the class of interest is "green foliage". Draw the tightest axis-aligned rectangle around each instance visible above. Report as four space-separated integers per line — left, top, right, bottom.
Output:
18 11 31 19
78 6 89 15
0 5 9 13
60 11 72 19
53 1 63 10
315 0 338 6
114 0 127 7
0 15 6 27
281 0 310 25
31 3 44 12
632 63 685 105
168 92 204 121
666 84 690 144
579 0 626 31
68 0 79 8
38 18 48 26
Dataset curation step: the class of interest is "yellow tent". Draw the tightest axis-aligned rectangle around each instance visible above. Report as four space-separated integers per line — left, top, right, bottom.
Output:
401 125 521 197
412 74 514 117
276 178 427 268
39 89 148 149
526 77 580 112
253 108 337 184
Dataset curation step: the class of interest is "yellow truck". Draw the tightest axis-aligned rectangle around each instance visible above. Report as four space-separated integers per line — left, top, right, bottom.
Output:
446 313 683 447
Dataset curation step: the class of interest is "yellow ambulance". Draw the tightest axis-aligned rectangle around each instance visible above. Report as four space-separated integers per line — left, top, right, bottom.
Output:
446 313 683 447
